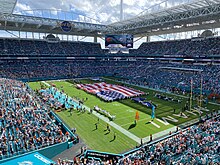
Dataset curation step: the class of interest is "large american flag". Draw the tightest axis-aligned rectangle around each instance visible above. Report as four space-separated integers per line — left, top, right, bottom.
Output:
76 82 144 101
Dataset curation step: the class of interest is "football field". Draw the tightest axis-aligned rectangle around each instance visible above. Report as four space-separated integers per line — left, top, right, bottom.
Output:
29 78 219 153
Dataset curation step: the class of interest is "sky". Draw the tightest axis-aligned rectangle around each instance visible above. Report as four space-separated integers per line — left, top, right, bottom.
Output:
13 0 194 24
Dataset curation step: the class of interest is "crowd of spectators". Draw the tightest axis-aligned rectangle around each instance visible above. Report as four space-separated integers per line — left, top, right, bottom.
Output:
129 36 220 56
39 86 81 109
0 36 220 57
0 60 220 96
117 62 220 95
0 78 70 160
0 37 220 95
119 115 220 165
56 156 118 165
0 39 105 56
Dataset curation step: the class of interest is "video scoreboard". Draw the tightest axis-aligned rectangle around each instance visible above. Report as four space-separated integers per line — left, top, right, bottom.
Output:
105 34 133 48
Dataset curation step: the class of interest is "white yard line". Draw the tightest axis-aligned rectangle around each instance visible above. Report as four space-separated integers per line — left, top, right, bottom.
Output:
42 81 50 87
150 121 160 128
116 115 136 121
142 126 177 143
120 118 147 127
90 110 141 143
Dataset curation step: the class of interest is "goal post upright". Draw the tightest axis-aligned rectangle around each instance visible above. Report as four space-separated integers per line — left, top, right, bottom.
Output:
190 78 193 111
200 75 203 107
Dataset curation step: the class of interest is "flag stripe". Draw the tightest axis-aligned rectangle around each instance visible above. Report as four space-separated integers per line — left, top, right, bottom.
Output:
77 82 144 101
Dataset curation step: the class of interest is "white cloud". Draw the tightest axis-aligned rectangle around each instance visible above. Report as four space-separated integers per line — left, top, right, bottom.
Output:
14 3 33 15
15 2 32 11
50 7 58 15
14 0 189 24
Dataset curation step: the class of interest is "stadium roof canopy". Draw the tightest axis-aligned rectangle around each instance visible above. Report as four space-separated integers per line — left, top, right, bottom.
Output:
0 0 220 37
0 0 17 14
109 0 220 36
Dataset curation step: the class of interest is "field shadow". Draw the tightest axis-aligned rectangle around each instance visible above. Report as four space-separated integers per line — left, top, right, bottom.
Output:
104 131 110 135
145 121 151 124
76 111 83 116
128 123 136 130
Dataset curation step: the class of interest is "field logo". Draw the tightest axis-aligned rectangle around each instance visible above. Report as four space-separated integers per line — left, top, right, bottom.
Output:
34 153 51 164
127 109 134 112
113 103 120 106
18 161 33 165
161 116 178 124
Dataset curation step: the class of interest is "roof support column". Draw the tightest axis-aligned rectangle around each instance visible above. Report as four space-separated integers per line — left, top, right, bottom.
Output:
94 36 97 43
146 35 150 42
120 0 123 21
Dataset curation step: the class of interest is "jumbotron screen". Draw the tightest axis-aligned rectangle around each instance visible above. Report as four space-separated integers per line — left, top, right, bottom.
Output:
105 34 133 48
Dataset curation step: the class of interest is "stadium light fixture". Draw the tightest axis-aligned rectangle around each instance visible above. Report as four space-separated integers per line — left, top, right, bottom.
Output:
184 59 194 61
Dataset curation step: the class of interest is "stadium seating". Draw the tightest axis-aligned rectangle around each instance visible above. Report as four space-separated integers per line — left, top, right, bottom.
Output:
1 60 220 96
0 38 106 57
0 78 71 160
0 36 219 57
129 36 220 56
120 115 220 165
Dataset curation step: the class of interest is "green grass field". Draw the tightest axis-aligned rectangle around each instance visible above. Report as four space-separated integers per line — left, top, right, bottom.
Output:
29 78 220 153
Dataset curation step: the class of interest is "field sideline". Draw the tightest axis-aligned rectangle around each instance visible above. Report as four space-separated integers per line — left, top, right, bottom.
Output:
29 78 220 153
